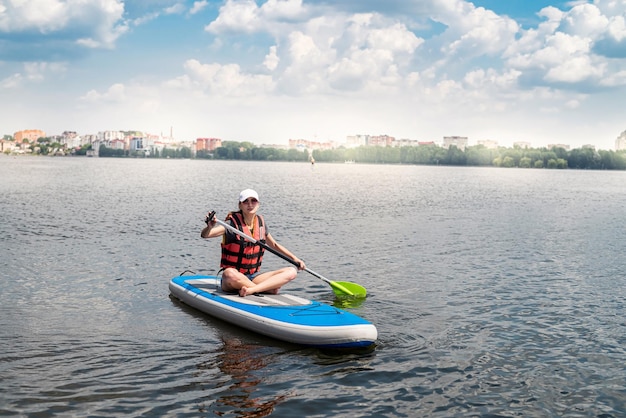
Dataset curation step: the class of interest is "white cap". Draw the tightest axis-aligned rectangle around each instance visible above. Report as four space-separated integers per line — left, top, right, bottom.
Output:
239 189 259 202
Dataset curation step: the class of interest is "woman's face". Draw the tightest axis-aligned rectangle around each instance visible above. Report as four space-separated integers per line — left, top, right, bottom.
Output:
239 197 259 215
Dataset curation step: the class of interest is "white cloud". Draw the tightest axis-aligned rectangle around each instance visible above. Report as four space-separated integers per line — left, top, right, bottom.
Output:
594 0 626 15
367 22 423 53
2 0 626 149
0 0 68 33
263 46 280 71
190 1 209 16
0 0 126 49
545 54 605 82
205 0 262 34
80 83 126 103
607 15 626 41
504 2 626 86
599 69 626 86
23 62 67 81
561 3 609 38
433 1 519 57
0 62 67 88
0 73 22 89
164 3 186 15
169 59 275 97
204 0 311 37
261 0 307 20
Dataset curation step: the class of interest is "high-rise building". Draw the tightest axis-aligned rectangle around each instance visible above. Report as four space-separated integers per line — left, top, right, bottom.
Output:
14 129 46 143
616 130 626 151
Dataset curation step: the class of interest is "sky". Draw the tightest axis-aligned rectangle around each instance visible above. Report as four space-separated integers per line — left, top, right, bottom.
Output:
1 0 625 150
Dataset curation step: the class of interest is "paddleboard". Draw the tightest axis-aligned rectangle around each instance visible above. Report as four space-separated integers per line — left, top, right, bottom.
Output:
169 274 377 349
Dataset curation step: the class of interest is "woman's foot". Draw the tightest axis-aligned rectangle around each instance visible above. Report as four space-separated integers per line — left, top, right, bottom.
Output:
239 285 280 297
239 286 252 297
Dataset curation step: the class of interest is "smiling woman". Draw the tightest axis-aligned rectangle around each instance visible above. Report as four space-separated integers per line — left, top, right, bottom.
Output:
201 188 306 297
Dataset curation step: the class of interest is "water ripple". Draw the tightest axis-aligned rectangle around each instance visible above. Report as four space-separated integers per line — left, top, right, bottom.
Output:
2 159 626 417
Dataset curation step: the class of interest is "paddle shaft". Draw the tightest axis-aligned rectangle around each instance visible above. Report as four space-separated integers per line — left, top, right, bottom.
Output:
211 217 333 285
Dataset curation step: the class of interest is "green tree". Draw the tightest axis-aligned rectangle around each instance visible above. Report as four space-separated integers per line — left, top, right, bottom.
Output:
568 147 599 169
501 156 515 167
519 157 532 168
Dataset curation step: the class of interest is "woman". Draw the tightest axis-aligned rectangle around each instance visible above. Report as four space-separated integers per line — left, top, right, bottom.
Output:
201 189 305 297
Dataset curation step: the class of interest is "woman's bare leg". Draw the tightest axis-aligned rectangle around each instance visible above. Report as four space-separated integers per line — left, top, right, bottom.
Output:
239 267 297 297
221 268 255 293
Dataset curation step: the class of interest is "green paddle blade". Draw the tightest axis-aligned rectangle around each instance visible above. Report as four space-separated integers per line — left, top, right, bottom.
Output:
330 281 367 298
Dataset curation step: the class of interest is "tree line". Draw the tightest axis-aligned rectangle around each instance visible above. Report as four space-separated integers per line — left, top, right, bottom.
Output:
12 137 626 170
201 141 626 170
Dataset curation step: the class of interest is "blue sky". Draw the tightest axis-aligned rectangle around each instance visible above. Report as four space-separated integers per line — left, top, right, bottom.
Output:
1 0 625 149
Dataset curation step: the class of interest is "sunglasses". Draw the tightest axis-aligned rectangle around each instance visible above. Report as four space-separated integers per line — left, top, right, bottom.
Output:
241 198 259 204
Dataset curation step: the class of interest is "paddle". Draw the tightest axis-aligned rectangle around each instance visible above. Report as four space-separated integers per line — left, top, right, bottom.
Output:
207 212 366 297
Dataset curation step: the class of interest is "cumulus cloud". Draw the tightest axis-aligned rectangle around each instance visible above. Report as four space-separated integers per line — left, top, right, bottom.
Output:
190 1 209 15
263 45 280 71
205 0 263 34
0 61 67 88
23 61 67 81
204 3 425 97
443 5 519 57
0 0 127 50
80 83 126 103
3 0 626 147
205 0 309 34
167 59 275 97
560 3 609 38
0 73 22 89
504 1 626 88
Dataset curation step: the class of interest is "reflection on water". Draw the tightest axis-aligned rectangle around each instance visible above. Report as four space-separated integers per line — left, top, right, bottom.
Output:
210 336 290 417
331 295 365 309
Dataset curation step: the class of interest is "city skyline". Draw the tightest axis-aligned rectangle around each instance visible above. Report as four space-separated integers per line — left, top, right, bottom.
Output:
1 1 625 150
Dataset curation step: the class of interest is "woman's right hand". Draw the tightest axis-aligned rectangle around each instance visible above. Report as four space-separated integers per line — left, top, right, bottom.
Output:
205 211 217 227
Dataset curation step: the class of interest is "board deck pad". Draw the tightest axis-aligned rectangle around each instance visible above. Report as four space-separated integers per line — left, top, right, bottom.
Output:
185 278 312 306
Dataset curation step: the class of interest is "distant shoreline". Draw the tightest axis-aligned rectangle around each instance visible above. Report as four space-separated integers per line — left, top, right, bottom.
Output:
4 145 626 171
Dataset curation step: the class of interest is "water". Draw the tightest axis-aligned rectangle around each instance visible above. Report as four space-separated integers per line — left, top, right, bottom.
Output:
1 156 625 417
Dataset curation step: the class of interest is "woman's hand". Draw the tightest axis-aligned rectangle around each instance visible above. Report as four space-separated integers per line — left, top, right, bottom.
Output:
204 211 217 228
294 257 306 271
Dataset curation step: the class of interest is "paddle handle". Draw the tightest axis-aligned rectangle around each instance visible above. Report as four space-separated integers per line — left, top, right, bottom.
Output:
210 214 332 285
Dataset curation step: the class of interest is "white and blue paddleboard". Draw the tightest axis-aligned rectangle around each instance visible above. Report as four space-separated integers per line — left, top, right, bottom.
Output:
169 275 377 349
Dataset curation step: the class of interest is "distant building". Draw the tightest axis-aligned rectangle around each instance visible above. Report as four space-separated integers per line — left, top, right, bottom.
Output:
392 138 421 147
0 139 19 153
548 144 570 151
109 139 126 150
443 136 468 151
98 130 125 141
616 130 626 151
513 141 531 149
477 139 499 149
14 129 46 143
129 137 144 151
58 131 81 149
196 137 222 152
346 135 369 148
368 135 395 147
82 134 97 146
288 138 333 150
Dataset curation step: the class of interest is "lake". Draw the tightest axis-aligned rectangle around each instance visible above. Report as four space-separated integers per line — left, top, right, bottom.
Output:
1 156 625 417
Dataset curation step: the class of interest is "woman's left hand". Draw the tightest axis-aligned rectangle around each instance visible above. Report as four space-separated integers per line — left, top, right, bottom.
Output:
294 258 306 270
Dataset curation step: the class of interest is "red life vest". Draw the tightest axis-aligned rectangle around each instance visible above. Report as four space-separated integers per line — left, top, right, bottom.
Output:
220 212 266 275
